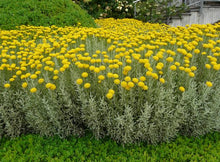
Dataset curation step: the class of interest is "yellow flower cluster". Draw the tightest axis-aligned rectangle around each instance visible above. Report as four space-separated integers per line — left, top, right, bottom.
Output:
1 19 219 99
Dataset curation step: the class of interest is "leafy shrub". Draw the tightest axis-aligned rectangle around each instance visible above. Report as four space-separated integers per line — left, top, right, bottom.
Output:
73 0 188 23
0 19 220 144
73 0 134 19
135 0 188 23
0 132 220 161
0 0 96 30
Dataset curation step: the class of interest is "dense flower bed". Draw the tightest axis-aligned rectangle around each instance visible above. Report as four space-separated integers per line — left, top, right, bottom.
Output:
0 19 219 144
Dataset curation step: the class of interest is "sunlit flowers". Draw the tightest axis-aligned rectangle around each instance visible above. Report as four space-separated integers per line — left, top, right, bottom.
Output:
4 83 10 88
30 87 37 93
179 86 185 92
206 81 213 87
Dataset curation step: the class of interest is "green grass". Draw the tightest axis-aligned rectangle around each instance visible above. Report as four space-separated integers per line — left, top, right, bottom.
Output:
0 132 220 161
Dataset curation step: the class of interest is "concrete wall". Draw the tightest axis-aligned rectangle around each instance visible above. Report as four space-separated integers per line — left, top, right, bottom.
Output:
169 6 220 26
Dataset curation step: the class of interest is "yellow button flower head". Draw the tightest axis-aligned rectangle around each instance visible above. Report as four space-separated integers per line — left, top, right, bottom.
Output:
84 83 91 89
9 78 15 82
114 79 120 85
128 82 134 88
166 57 174 62
194 49 200 54
50 84 56 90
143 85 148 90
98 75 105 80
121 81 127 88
30 74 37 79
22 82 28 88
206 81 212 87
106 93 113 99
138 82 145 87
30 88 37 93
189 72 195 77
132 78 139 83
108 89 115 94
38 78 44 84
124 76 131 82
191 66 197 71
94 68 100 73
159 78 165 84
16 70 22 75
179 86 185 92
170 65 177 71
4 83 10 88
213 64 220 70
46 83 52 89
76 79 83 85
140 76 146 82
81 72 88 78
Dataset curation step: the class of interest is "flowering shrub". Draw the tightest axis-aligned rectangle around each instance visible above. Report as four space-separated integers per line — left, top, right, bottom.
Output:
0 19 220 144
73 0 187 23
73 0 134 19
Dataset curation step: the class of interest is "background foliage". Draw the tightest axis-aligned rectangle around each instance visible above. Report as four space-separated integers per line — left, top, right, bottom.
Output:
1 132 220 161
0 0 96 30
73 0 188 23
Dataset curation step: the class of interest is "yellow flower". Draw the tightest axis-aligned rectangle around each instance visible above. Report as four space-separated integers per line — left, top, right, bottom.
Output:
170 65 177 71
174 62 180 66
9 78 15 82
38 78 44 84
132 78 139 83
4 83 10 88
16 70 22 75
54 70 59 75
46 83 52 89
138 82 145 87
107 73 114 78
94 68 100 73
108 89 115 94
206 81 212 87
159 78 165 84
76 79 83 85
121 81 127 88
98 75 105 80
30 88 37 93
114 79 120 85
106 93 113 99
81 72 88 78
84 83 91 89
166 57 174 62
194 49 200 54
140 76 146 82
179 86 185 92
213 64 220 70
22 82 28 88
190 66 197 71
189 72 195 77
30 74 37 79
50 84 56 90
113 74 119 78
143 85 148 90
128 81 134 88
53 76 59 80
124 76 131 82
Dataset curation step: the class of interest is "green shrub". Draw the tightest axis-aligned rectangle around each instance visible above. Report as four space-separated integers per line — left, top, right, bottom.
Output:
135 0 188 23
73 0 134 19
0 132 220 161
0 0 96 30
74 0 188 24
